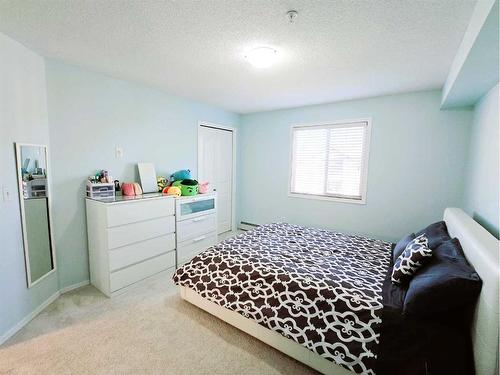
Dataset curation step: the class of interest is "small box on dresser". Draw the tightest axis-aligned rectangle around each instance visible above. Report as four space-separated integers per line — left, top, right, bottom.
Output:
86 194 176 297
175 192 217 266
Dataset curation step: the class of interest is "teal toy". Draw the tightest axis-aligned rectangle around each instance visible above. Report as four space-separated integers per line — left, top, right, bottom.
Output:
171 169 191 181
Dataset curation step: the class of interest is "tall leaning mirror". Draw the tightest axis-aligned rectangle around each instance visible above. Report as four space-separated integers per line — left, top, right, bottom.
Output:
15 143 56 287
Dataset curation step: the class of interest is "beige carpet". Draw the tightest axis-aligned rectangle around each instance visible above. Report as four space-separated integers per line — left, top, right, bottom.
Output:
0 271 318 375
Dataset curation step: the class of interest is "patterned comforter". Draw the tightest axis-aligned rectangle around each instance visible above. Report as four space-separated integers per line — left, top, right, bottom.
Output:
173 223 392 374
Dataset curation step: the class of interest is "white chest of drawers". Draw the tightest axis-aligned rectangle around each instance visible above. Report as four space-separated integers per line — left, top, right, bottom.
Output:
175 193 217 266
86 194 176 297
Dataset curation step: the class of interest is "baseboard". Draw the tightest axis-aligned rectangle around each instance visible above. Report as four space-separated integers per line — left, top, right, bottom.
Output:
0 280 90 346
238 221 259 231
0 290 60 346
59 280 90 294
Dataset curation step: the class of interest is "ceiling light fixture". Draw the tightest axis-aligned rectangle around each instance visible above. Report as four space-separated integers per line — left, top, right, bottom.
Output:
244 47 278 69
286 10 298 23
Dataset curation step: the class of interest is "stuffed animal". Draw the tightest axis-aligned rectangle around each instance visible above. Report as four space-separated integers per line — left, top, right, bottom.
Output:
122 183 135 196
170 169 191 181
156 176 168 192
133 183 143 195
179 179 198 196
162 186 181 197
122 182 145 196
198 181 210 194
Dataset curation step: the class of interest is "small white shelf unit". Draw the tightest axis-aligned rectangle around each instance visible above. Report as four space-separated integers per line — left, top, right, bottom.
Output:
175 192 217 266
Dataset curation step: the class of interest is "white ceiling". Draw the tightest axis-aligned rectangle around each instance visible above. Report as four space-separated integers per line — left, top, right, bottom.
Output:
0 0 476 113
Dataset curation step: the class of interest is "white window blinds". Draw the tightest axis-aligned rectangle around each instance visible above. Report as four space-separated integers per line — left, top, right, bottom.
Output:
290 121 370 202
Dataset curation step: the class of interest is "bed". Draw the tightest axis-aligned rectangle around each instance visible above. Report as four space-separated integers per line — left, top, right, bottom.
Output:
173 208 499 375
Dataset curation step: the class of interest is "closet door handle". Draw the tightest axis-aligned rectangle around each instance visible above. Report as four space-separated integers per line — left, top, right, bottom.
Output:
193 216 206 222
193 235 206 242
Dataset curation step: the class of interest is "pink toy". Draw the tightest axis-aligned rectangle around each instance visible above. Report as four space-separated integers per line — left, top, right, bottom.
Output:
198 181 210 194
122 183 135 196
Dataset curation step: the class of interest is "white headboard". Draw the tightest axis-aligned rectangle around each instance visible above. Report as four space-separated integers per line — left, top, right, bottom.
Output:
444 207 499 375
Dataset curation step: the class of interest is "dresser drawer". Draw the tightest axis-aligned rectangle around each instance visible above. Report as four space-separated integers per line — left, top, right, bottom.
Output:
176 195 216 221
108 233 175 272
177 231 217 265
110 252 175 292
177 213 216 242
106 197 174 227
107 216 175 249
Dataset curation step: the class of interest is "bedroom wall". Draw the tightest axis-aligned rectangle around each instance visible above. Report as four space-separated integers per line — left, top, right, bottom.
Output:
463 83 499 238
237 90 473 242
45 60 239 290
0 33 59 341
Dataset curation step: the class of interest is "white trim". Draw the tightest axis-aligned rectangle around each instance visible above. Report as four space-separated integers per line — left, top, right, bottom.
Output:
59 279 90 294
197 121 237 233
288 118 372 205
287 192 366 205
0 290 60 345
14 143 57 288
198 121 236 133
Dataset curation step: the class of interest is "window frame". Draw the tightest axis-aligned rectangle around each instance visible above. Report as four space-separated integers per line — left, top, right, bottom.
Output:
288 118 372 205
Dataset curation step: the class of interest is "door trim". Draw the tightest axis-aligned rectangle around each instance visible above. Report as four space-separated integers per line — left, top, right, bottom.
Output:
197 121 237 233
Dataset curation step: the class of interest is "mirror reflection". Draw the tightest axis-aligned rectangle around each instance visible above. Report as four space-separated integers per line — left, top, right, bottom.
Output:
16 144 55 287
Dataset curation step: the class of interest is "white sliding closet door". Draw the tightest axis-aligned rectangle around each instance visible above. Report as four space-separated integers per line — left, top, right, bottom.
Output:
198 125 233 234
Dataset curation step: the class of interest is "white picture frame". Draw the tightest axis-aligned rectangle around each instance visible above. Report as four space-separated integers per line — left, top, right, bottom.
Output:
137 162 157 193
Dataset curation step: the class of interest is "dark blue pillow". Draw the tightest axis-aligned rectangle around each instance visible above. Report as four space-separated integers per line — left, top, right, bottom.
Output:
415 221 451 250
434 238 465 259
403 241 482 317
393 233 416 263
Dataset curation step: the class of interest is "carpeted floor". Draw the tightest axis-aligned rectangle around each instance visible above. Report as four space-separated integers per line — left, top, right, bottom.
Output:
0 269 318 374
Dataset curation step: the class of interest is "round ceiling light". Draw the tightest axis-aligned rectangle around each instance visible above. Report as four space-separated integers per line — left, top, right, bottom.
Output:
244 47 278 69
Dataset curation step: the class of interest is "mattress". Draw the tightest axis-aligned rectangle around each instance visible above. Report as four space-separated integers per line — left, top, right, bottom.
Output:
173 223 392 374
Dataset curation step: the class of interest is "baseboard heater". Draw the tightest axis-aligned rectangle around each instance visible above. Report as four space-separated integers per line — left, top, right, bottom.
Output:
238 221 260 231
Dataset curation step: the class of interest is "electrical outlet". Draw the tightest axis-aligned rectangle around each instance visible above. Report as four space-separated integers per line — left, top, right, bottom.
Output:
115 146 124 158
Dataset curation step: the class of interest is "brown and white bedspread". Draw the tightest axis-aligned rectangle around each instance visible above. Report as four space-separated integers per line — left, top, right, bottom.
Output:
173 223 392 374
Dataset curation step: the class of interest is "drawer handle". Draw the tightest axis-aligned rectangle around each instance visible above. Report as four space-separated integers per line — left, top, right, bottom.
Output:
192 217 206 222
193 235 206 242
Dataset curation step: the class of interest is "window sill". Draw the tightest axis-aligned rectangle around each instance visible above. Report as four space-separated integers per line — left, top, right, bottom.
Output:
288 192 366 205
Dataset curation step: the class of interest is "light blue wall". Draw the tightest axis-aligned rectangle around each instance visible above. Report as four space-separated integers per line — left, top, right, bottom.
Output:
463 83 499 238
45 60 239 289
238 90 473 242
0 33 59 341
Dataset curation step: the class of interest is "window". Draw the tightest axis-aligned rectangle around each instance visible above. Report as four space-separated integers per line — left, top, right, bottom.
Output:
289 119 371 203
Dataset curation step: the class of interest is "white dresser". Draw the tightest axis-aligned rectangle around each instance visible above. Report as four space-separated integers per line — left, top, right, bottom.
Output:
175 193 217 266
86 194 176 297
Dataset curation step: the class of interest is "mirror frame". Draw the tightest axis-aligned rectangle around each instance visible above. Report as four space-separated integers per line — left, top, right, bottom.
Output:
15 142 57 288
